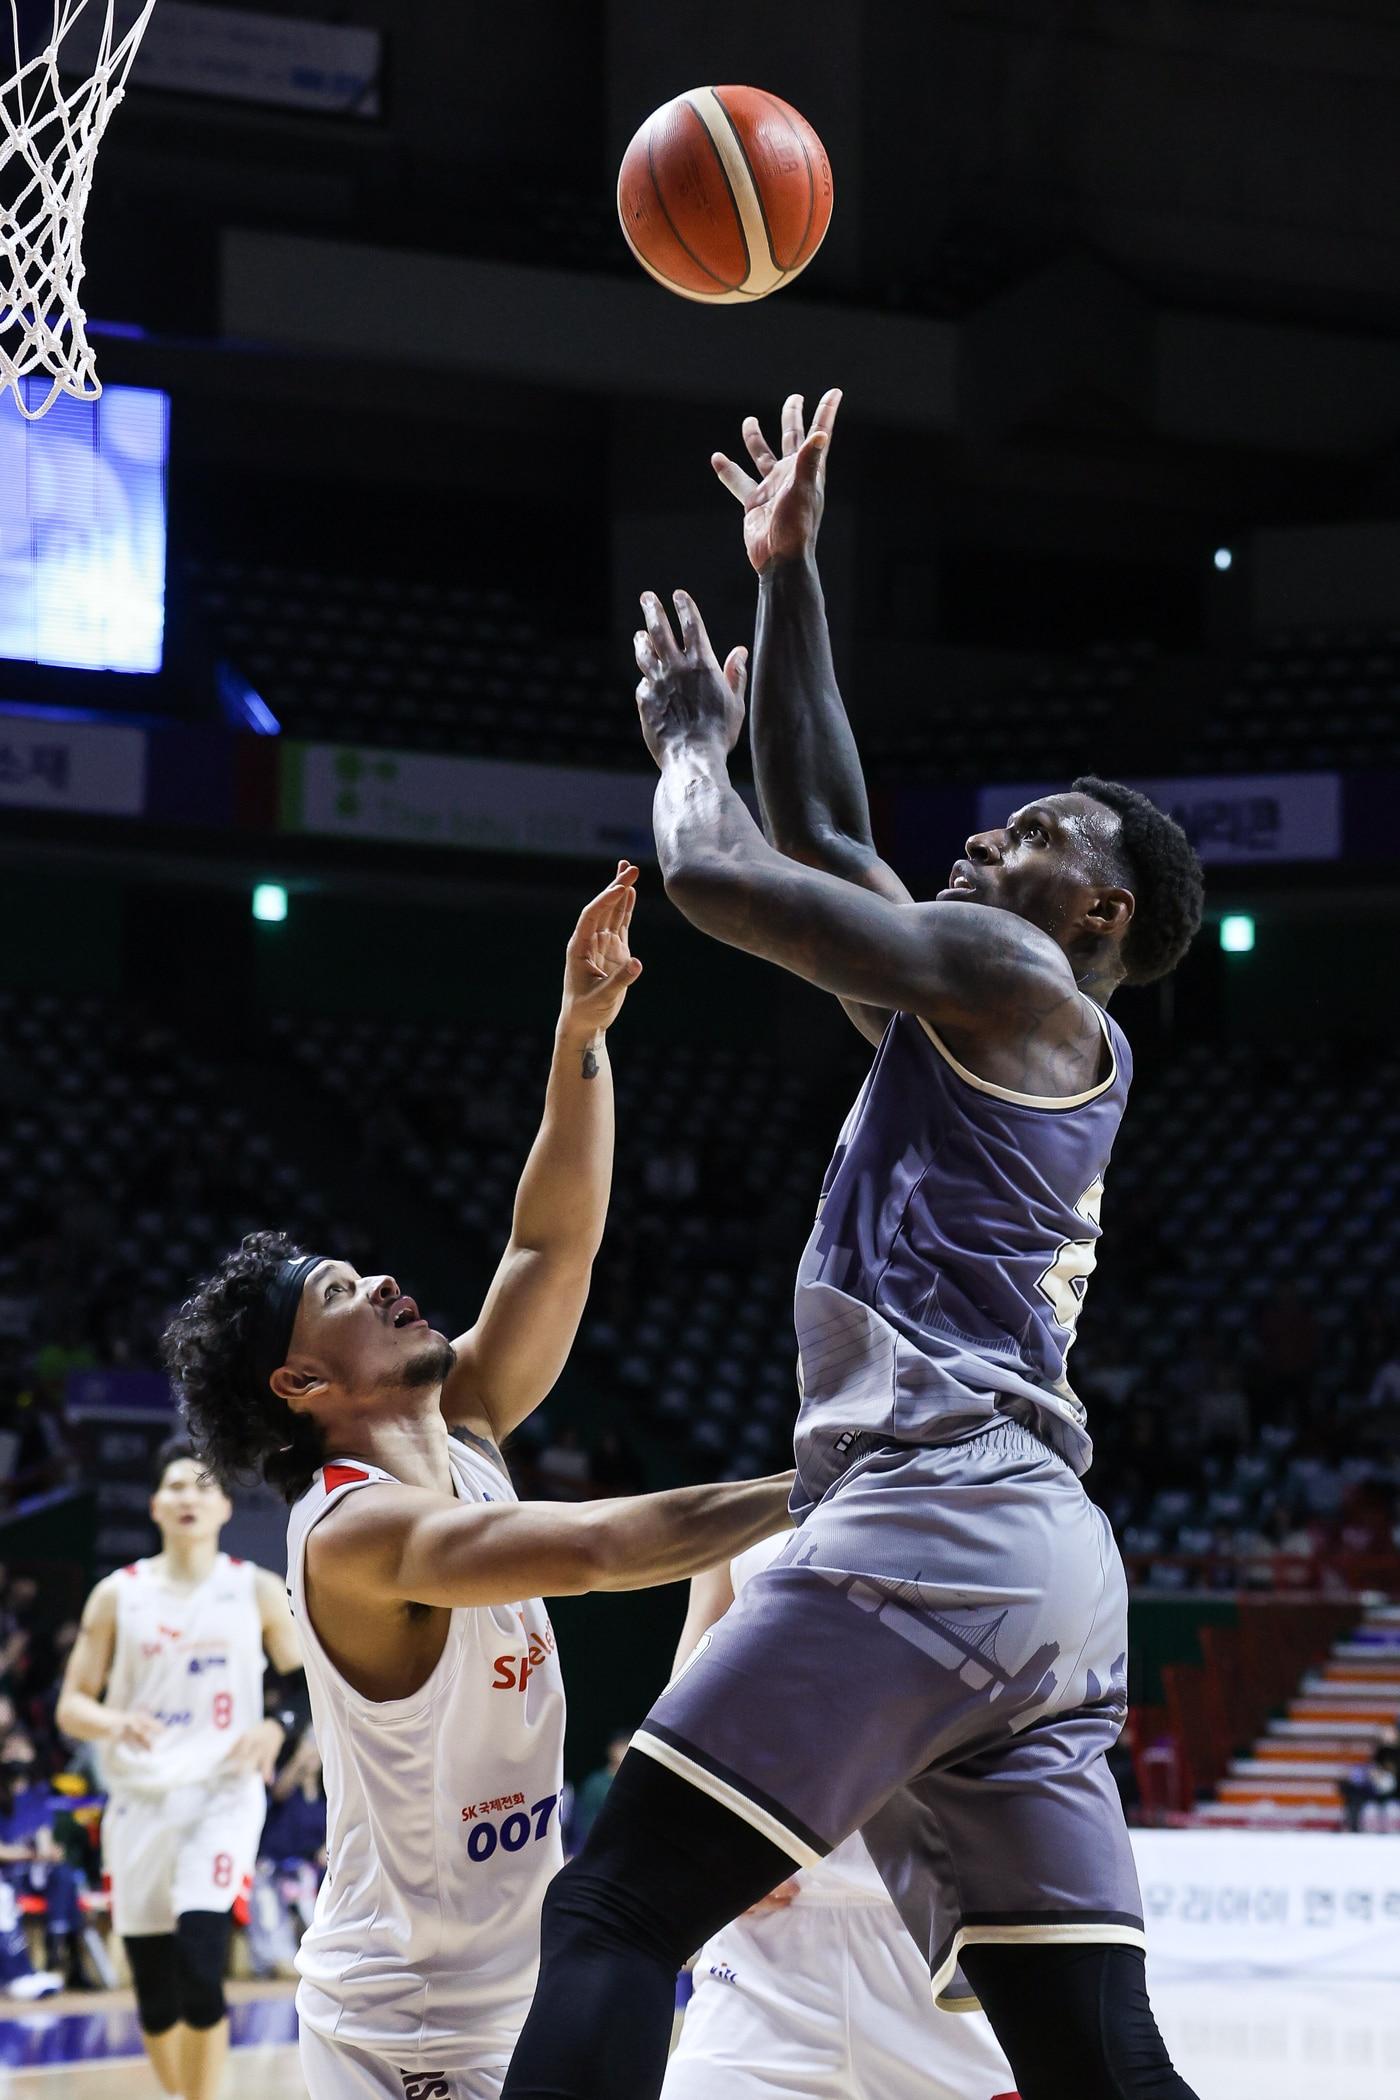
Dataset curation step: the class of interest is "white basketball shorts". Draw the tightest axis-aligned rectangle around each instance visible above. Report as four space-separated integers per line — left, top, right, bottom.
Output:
299 2025 509 2100
103 1773 266 1936
662 1893 1017 2100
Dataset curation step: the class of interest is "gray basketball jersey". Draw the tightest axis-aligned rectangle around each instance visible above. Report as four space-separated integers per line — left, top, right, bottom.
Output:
793 1001 1131 1511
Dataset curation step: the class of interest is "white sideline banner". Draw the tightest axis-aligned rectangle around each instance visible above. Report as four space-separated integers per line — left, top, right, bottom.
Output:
288 743 671 862
1131 1830 1400 1979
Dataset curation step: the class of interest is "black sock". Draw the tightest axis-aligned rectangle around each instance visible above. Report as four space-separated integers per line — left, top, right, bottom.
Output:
961 1941 1199 2100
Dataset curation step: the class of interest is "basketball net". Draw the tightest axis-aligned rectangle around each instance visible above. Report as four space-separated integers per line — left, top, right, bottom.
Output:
1 0 156 420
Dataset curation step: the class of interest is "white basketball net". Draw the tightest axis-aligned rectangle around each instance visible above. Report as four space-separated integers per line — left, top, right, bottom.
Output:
1 0 157 419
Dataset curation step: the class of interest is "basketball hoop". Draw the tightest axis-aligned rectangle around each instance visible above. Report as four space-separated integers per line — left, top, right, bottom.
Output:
1 0 157 420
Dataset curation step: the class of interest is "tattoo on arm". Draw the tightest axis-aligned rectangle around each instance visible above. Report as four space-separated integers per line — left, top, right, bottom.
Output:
452 1424 510 1478
580 1044 600 1080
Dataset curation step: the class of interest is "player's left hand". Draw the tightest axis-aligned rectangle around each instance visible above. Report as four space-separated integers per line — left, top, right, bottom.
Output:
559 862 643 1040
634 590 747 767
221 1717 285 1784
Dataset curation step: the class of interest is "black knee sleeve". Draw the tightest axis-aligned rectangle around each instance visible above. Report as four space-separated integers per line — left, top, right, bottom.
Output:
174 1910 232 2030
123 1933 181 2036
961 1942 1200 2100
503 1750 795 2098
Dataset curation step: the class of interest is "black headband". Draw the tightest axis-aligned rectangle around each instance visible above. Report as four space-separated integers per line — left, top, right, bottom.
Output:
249 1253 327 1397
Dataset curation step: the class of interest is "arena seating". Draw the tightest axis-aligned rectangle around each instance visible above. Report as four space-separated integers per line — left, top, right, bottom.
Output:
0 991 1392 1582
1131 1599 1400 1831
267 1010 828 1476
187 556 1400 780
1190 626 1400 774
267 1007 1399 1561
187 559 628 766
0 990 343 1362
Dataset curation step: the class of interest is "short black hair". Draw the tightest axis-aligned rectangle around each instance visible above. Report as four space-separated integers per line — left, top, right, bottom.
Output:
150 1435 201 1496
1072 775 1205 985
161 1230 327 1504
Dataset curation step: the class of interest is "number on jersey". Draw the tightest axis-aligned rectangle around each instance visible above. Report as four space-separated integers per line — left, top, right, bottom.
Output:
1036 1177 1104 1342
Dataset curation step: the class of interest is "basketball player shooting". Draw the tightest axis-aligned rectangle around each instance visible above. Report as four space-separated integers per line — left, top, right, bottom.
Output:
500 409 1207 2100
159 865 795 2100
56 1439 303 2100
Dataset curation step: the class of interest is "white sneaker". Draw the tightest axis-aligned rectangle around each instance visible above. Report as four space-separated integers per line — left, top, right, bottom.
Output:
7 1970 63 1999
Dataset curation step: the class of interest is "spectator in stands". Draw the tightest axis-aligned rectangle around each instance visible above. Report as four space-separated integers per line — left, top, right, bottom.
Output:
536 1427 591 1500
571 1732 632 1852
0 1730 78 1995
1340 1725 1400 1833
261 1729 327 1875
1364 1331 1400 1411
1192 1348 1251 1452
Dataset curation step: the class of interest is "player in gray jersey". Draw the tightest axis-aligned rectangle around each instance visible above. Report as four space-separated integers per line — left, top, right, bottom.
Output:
503 394 1205 2100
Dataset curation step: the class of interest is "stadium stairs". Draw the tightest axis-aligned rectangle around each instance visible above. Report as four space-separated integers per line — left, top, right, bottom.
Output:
1131 1600 1400 1829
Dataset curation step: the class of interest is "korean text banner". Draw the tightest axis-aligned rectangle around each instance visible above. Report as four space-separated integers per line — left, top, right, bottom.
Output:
0 713 146 815
1130 1829 1400 1979
975 774 1342 866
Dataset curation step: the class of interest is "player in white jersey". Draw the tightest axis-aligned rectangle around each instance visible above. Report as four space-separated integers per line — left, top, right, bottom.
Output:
56 1438 302 2100
160 865 796 2100
663 1537 1018 2100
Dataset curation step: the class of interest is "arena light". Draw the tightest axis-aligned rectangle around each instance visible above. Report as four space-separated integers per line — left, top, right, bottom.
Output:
252 883 288 924
1213 547 1233 572
1219 913 1254 953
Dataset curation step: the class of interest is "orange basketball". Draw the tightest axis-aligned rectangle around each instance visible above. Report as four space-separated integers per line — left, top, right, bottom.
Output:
617 85 833 304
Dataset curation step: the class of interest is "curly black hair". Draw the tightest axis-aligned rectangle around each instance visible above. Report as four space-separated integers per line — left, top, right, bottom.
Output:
1072 774 1205 986
161 1230 328 1504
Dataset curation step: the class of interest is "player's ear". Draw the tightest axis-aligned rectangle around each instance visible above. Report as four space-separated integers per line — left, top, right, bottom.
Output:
1083 885 1134 940
270 1362 330 1412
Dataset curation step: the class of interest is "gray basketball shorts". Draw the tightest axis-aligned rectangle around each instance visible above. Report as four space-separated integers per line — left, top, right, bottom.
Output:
635 1421 1144 2008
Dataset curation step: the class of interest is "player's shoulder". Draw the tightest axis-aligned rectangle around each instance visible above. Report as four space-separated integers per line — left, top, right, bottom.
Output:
83 1568 130 1624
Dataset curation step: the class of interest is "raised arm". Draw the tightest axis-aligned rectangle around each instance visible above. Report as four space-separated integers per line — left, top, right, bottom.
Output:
308 1471 796 1613
632 590 1080 1066
714 389 911 1043
441 865 642 1444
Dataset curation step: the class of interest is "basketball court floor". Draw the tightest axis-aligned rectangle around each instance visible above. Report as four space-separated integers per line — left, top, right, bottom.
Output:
0 1974 1394 2098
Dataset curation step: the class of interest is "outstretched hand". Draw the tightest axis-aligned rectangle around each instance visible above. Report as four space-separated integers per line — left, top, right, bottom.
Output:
633 589 748 768
560 863 642 1038
712 387 841 574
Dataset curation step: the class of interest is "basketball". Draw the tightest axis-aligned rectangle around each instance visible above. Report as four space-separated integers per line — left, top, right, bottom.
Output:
617 85 833 304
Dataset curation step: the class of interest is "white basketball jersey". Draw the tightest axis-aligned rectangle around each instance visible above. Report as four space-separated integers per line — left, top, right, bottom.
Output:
102 1553 265 1794
287 1438 566 2072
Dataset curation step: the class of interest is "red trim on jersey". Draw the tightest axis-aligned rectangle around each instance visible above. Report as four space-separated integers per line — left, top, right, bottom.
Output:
228 1555 244 1566
121 1564 138 1577
323 1464 369 1493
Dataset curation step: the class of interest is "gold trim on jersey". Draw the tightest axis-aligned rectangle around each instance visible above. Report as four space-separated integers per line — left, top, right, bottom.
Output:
931 1920 1148 2010
631 1730 824 1870
917 999 1117 1110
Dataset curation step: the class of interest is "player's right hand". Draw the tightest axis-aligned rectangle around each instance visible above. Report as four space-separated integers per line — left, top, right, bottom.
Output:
711 388 841 574
110 1707 163 1752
